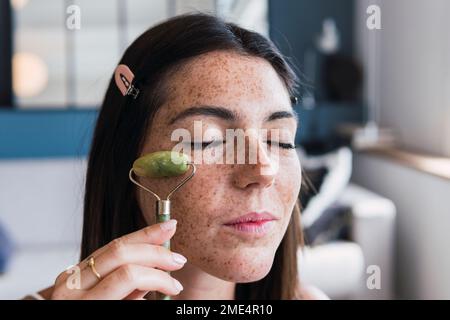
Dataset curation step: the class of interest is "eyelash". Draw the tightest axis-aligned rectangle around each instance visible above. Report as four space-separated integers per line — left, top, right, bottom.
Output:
190 141 295 150
190 141 222 150
265 141 296 150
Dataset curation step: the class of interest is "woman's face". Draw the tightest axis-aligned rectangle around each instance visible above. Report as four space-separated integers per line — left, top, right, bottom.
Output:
138 50 301 282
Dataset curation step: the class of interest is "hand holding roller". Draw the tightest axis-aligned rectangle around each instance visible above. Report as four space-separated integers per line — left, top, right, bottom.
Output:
128 151 196 300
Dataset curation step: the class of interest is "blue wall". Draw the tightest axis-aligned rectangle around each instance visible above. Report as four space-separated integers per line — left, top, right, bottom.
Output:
293 102 362 145
0 109 97 159
269 0 363 148
269 0 355 59
0 104 362 159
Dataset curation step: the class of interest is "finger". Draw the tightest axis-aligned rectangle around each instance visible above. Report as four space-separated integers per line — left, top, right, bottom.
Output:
124 290 155 300
125 290 149 300
56 219 178 286
86 219 178 261
82 265 183 300
117 219 178 246
76 243 187 290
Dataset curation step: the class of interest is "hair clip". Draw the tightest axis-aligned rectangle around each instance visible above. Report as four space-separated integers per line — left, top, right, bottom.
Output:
290 96 299 105
114 64 140 99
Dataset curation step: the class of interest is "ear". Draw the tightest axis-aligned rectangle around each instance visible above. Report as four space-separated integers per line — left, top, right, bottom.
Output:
114 64 135 96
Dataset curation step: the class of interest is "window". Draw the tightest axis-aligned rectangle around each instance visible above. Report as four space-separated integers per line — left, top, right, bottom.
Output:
355 0 450 157
2 0 268 109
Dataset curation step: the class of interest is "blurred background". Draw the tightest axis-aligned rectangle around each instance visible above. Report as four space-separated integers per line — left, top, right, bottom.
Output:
0 0 449 299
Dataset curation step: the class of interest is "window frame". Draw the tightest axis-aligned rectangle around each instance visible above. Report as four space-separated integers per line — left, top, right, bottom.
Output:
0 0 13 108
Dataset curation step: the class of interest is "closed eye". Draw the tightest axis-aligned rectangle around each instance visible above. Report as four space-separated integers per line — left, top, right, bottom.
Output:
265 141 296 149
189 140 224 150
185 140 295 150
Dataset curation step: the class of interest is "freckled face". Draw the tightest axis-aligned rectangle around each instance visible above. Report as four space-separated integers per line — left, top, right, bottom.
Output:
137 51 301 282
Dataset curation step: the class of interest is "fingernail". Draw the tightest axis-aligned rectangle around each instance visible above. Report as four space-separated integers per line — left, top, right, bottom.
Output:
172 252 187 265
173 278 183 292
160 219 177 231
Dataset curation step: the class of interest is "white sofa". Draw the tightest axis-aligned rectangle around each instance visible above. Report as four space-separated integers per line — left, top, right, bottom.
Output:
0 158 84 300
0 158 395 300
300 183 396 299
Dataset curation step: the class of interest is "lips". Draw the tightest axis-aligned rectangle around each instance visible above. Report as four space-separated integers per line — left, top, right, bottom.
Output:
223 211 278 226
223 211 278 235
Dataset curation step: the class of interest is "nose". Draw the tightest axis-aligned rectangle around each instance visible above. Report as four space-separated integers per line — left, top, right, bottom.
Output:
232 136 277 190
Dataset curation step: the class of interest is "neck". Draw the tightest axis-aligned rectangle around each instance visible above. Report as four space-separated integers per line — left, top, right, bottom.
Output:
170 262 236 300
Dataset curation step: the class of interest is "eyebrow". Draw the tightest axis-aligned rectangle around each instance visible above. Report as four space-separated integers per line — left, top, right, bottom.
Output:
265 110 298 123
169 105 298 125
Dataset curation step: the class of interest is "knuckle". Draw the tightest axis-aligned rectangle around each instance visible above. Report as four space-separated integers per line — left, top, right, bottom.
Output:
117 264 136 283
109 238 127 261
142 225 156 239
54 271 68 286
152 244 168 257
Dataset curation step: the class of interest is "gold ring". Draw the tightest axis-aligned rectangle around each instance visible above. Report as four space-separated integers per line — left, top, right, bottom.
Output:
87 256 102 280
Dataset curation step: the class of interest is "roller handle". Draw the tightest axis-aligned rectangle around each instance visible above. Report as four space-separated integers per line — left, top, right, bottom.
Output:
156 200 171 300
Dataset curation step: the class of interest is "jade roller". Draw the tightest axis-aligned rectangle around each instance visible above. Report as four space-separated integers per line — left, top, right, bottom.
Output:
129 151 195 300
129 151 196 249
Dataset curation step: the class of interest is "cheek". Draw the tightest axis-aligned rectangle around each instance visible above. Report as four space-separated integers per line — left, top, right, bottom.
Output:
277 155 302 205
272 156 302 241
137 153 302 283
137 167 224 259
169 165 228 238
167 166 243 278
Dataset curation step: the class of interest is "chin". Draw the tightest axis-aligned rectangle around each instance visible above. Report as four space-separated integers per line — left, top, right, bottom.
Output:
203 251 276 283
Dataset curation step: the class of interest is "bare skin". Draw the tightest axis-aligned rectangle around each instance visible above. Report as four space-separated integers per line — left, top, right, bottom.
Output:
39 50 302 300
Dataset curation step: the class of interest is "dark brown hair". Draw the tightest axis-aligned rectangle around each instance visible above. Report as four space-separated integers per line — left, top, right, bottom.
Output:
81 12 303 300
